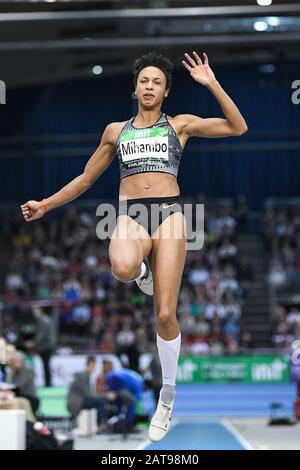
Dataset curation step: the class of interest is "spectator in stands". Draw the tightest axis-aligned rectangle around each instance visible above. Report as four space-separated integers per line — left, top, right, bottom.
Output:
218 238 238 267
209 334 225 356
80 275 93 301
5 268 25 294
276 213 294 242
210 314 224 343
194 313 210 337
179 309 196 336
100 331 116 354
219 266 241 298
95 279 107 302
71 301 92 336
10 350 40 414
190 286 207 317
205 209 219 245
281 242 296 267
2 343 17 382
0 346 37 423
217 207 237 238
190 332 209 355
115 320 140 372
188 259 210 286
0 313 17 345
268 257 286 287
223 291 241 317
285 263 299 287
32 307 57 387
286 306 300 331
67 356 106 428
0 390 37 423
240 332 255 351
223 311 240 341
206 270 222 298
63 272 82 301
225 334 240 355
272 305 295 349
205 296 226 321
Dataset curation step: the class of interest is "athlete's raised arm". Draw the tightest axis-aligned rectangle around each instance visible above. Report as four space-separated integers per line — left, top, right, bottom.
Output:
20 122 122 222
178 51 248 139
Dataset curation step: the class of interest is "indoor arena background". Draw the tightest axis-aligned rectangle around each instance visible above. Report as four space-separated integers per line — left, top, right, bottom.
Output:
0 0 300 451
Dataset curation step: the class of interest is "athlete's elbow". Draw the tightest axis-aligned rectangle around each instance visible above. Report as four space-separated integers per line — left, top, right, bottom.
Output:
240 122 248 135
232 123 248 136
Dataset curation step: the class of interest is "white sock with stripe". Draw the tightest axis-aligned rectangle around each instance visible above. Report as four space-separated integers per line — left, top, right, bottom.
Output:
156 332 181 405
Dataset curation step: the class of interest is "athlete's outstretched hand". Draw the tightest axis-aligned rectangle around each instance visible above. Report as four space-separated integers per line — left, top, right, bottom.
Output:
20 200 47 222
182 51 216 87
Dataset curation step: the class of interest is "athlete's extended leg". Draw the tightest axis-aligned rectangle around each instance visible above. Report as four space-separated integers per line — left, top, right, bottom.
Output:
148 212 187 441
109 215 152 284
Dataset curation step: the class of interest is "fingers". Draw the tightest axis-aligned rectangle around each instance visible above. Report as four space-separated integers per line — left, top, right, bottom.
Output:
20 203 33 222
184 52 198 68
20 205 29 215
182 51 207 72
23 214 33 222
182 60 193 72
22 211 32 221
192 51 203 66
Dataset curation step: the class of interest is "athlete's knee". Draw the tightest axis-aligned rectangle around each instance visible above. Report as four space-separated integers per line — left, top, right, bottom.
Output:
111 259 141 282
157 308 176 330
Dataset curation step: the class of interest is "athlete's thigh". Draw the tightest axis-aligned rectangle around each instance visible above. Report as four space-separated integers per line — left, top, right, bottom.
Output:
109 215 152 264
151 212 187 312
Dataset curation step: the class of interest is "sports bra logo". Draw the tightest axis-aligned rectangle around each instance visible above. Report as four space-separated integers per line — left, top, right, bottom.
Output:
120 127 169 163
120 127 168 141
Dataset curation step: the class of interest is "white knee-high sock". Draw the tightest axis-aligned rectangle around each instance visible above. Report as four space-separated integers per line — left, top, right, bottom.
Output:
156 332 181 405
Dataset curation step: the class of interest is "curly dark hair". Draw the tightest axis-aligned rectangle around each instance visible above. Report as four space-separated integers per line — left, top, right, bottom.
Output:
133 52 173 90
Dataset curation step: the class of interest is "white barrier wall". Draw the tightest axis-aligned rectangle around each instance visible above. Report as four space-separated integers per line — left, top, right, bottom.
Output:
33 353 151 387
0 410 26 450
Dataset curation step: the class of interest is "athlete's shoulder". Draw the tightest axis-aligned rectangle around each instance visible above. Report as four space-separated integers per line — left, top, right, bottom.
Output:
171 114 200 126
166 114 193 149
105 121 127 134
166 114 189 134
102 121 128 144
169 114 206 137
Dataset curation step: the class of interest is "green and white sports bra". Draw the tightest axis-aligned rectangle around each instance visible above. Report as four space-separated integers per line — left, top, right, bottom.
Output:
115 112 183 180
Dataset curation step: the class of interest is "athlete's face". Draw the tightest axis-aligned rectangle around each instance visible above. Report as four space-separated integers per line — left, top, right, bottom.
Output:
135 66 169 107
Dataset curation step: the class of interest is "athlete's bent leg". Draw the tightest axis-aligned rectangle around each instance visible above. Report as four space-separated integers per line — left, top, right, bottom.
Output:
109 215 152 283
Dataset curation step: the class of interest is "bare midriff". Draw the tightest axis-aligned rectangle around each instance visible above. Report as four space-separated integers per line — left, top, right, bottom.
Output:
119 172 180 201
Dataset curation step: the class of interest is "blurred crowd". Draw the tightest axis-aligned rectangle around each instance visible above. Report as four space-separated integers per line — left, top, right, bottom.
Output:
272 304 300 351
264 202 300 290
0 195 254 370
263 202 300 350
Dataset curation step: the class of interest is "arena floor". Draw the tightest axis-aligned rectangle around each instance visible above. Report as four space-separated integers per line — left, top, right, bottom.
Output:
51 383 300 450
74 417 300 451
